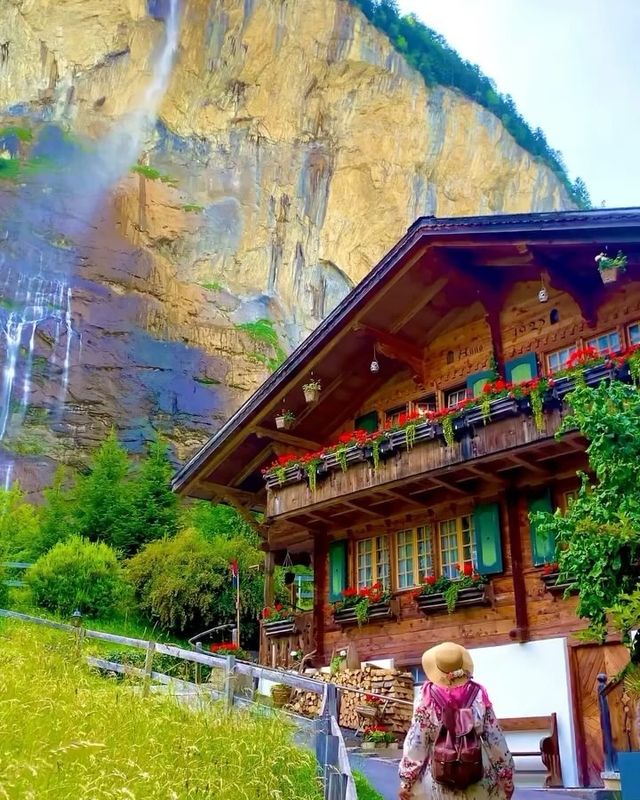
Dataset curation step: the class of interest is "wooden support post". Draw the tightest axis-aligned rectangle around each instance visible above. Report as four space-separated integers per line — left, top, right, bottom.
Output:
313 531 328 664
504 489 529 642
224 654 236 710
142 640 155 697
263 550 275 608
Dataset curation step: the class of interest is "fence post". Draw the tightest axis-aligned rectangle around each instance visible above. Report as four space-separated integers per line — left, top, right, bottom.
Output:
142 641 155 698
195 642 203 685
224 655 236 709
597 673 618 773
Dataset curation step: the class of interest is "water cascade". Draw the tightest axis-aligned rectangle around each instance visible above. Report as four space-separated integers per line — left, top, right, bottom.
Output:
0 0 181 489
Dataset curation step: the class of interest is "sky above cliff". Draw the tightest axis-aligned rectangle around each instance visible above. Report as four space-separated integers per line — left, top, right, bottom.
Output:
396 0 639 209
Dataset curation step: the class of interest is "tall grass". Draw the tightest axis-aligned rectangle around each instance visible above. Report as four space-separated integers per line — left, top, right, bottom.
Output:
0 621 322 799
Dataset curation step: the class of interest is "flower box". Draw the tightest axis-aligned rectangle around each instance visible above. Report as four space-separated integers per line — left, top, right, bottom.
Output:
541 571 575 596
262 618 296 637
453 414 474 442
333 600 394 627
614 362 633 383
516 396 533 415
415 585 489 614
583 363 614 386
543 387 564 411
387 422 435 449
303 385 320 403
323 445 365 472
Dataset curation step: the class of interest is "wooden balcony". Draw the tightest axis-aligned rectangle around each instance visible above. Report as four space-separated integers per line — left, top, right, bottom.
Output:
266 405 580 522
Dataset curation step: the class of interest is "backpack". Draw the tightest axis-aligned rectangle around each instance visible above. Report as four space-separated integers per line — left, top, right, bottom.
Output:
430 681 484 790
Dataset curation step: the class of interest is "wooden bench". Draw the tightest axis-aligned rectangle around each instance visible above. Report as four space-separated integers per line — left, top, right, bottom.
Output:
498 714 563 788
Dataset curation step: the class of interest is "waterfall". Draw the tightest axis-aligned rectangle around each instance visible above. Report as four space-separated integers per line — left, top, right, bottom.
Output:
0 0 181 490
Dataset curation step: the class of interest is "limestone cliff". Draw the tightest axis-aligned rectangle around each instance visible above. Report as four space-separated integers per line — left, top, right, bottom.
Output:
0 0 573 488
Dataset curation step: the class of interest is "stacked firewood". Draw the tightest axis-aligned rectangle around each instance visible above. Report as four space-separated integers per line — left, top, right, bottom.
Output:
287 666 414 735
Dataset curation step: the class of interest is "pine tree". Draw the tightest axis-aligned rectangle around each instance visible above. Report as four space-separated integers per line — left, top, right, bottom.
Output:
38 466 77 554
124 437 179 554
74 429 131 551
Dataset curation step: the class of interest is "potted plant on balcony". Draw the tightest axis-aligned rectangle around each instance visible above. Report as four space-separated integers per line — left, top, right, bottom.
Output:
302 376 321 404
415 564 489 614
332 583 393 627
275 409 296 430
595 250 628 284
261 604 296 637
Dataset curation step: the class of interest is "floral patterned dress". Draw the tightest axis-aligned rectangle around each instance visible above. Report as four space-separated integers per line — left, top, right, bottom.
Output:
399 682 514 799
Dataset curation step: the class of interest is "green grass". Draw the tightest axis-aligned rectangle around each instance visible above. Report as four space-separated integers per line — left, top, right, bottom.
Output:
182 203 205 213
0 125 33 142
353 770 385 800
0 154 55 182
131 164 178 185
235 319 286 373
0 620 322 799
199 281 224 292
194 376 221 386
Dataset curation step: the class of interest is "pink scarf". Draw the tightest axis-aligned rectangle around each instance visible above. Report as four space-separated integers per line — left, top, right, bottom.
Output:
418 679 492 712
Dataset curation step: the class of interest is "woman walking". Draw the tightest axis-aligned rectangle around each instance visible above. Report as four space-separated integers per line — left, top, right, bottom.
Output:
399 642 514 799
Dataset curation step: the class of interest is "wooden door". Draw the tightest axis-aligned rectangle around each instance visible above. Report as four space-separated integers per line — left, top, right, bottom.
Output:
570 643 629 787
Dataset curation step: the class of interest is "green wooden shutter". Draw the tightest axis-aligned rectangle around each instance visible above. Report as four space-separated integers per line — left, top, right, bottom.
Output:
473 502 503 574
505 353 539 384
354 410 379 433
328 540 348 602
466 370 495 398
528 490 555 566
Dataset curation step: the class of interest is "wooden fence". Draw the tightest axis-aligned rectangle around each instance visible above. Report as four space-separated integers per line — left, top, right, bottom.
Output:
0 609 356 800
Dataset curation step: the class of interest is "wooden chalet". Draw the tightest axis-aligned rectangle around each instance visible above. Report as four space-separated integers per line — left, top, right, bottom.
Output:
173 208 640 787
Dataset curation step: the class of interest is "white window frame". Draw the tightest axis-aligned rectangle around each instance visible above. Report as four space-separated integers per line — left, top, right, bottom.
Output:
547 345 578 374
438 516 476 580
356 535 390 590
628 322 640 347
587 329 621 356
446 387 468 408
396 525 434 589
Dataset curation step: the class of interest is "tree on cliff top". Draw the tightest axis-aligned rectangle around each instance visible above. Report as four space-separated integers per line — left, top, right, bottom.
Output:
349 0 590 208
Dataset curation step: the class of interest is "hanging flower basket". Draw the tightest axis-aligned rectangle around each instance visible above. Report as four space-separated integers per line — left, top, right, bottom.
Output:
595 250 627 285
600 267 619 285
275 410 295 430
302 379 321 404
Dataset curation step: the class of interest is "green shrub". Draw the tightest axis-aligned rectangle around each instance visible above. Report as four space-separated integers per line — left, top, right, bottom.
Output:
27 537 125 618
127 528 263 637
0 564 8 609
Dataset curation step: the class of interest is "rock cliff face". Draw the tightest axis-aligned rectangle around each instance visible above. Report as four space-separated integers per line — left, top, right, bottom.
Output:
0 0 573 488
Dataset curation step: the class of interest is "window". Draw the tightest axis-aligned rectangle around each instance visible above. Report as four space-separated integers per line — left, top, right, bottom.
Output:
446 386 468 408
587 330 621 355
438 516 476 579
547 345 577 374
629 322 640 347
396 525 433 589
385 404 406 427
413 395 436 416
356 535 390 590
563 490 578 510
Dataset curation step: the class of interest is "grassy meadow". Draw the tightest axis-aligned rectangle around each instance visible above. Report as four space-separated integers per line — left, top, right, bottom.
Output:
0 621 322 800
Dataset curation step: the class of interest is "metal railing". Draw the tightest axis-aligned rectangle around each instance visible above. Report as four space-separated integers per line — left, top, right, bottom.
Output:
0 608 357 800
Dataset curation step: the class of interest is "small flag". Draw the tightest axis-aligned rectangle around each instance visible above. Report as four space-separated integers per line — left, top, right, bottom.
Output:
230 559 238 588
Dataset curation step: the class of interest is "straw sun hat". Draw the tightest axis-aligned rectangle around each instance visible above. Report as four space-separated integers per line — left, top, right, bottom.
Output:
422 642 474 688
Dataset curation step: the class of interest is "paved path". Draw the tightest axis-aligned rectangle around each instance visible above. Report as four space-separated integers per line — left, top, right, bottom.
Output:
348 754 617 800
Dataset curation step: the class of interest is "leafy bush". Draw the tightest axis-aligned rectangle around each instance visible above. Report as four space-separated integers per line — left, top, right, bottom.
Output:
127 528 263 638
0 483 41 561
0 564 8 609
0 621 322 799
353 770 384 800
27 537 125 618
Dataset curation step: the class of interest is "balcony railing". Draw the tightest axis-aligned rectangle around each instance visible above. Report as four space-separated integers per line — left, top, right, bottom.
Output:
265 362 629 519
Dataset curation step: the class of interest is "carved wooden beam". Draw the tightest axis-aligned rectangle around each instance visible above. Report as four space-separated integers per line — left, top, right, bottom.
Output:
390 275 449 333
353 323 424 378
253 426 322 452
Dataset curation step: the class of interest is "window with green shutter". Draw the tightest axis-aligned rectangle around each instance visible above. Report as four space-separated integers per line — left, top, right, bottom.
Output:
355 410 379 433
505 353 539 385
328 540 348 602
466 370 495 398
528 490 555 566
473 502 503 575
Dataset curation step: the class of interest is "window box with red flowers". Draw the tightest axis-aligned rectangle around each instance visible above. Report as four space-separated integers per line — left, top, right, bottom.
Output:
540 562 576 596
332 583 394 627
261 604 296 637
415 565 489 615
209 642 252 661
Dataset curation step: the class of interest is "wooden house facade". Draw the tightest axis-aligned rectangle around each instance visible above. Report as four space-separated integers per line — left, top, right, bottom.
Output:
173 208 640 788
